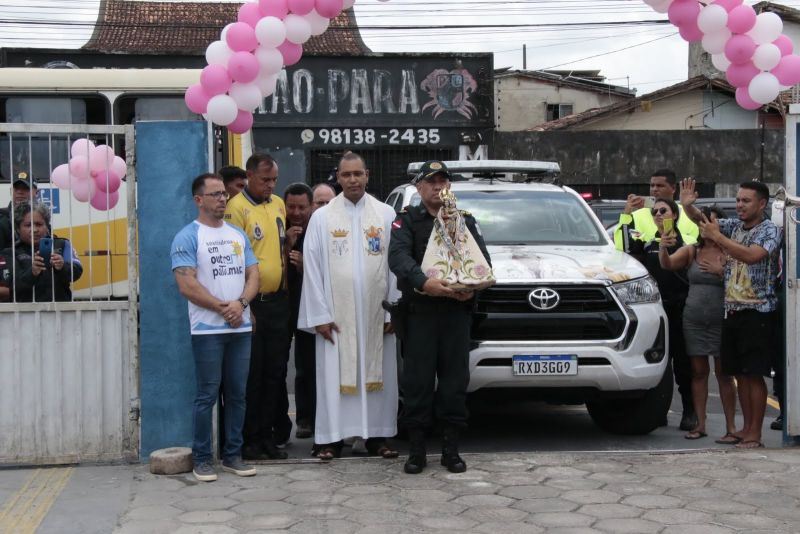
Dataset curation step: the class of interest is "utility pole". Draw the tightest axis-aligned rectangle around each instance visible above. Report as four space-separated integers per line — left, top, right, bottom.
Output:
523 44 527 70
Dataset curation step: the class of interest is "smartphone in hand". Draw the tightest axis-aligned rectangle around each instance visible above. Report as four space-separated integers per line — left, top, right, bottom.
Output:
643 196 656 209
662 217 674 236
39 237 53 268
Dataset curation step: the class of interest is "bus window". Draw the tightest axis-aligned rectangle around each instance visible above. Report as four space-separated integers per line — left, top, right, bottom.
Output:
115 96 200 124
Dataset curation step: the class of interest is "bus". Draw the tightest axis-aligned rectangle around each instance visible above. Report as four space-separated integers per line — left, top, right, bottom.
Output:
0 67 250 298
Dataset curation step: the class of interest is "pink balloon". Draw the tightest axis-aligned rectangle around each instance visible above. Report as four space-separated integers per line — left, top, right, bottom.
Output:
225 22 258 52
679 20 704 43
111 156 126 179
69 155 90 180
51 164 72 190
90 189 120 211
95 171 121 194
315 0 342 19
668 1 700 28
727 4 757 34
771 54 800 86
228 51 260 83
72 177 95 203
288 0 315 15
725 34 757 65
726 61 759 88
260 0 289 19
714 0 743 12
228 110 255 134
185 83 211 114
90 144 115 173
238 3 263 28
278 40 303 66
773 35 793 57
200 65 232 96
70 138 94 158
735 87 762 110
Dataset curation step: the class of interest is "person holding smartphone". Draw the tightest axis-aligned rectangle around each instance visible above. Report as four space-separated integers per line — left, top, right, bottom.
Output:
626 198 696 431
614 169 700 253
1 201 82 302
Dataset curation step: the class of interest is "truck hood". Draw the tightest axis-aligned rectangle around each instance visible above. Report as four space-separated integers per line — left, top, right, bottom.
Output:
487 245 647 284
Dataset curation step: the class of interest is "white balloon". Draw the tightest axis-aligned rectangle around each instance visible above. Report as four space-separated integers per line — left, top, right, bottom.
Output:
649 0 672 14
229 82 263 112
748 72 780 104
255 46 285 75
206 94 239 125
255 17 287 48
711 53 731 72
220 23 235 42
305 9 331 36
205 40 234 67
753 43 782 72
342 0 355 8
701 29 731 55
697 4 728 34
284 14 312 44
256 74 279 97
747 12 783 45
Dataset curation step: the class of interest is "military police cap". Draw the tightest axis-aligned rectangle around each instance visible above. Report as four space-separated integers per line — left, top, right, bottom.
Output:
12 172 36 189
412 160 451 184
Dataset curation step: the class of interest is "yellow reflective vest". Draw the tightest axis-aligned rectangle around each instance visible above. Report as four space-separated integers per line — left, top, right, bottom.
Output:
613 206 699 251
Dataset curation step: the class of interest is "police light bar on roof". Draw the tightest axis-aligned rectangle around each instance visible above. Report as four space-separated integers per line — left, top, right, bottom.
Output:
406 160 561 176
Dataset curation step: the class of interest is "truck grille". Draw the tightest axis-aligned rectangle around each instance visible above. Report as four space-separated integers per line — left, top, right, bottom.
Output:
472 284 626 341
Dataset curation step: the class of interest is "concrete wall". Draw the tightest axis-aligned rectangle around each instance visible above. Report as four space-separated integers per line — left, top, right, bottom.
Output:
495 76 629 131
572 91 709 130
494 129 784 195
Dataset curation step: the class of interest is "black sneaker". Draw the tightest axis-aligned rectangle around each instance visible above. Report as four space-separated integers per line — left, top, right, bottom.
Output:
262 440 289 460
242 444 269 461
771 415 783 431
193 461 217 482
441 452 467 474
295 422 313 439
222 457 257 477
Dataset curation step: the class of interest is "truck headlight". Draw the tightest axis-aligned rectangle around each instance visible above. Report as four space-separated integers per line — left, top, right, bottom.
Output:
611 276 660 305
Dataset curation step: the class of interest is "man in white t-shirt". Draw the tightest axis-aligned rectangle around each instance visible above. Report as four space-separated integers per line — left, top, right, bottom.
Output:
171 173 260 482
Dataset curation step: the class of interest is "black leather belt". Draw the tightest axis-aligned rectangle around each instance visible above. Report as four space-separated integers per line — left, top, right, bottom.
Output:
255 290 285 302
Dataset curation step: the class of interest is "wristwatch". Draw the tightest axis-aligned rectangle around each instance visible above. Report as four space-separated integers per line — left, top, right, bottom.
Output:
238 297 249 309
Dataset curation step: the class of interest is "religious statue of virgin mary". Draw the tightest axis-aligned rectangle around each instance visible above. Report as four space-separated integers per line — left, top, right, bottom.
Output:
419 188 495 291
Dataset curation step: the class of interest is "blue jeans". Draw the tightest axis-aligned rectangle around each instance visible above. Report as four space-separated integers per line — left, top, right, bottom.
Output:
191 332 251 463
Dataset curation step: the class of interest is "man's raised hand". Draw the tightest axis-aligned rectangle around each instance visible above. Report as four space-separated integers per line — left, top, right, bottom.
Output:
680 178 698 207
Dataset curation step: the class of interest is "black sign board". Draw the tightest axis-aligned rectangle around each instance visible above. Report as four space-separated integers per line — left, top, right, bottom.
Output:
254 53 494 128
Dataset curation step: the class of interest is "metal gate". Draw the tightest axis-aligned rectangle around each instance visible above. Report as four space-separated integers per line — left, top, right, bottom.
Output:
0 123 139 464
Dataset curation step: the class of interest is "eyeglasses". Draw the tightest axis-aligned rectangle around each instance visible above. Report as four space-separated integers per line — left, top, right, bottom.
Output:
202 191 229 200
651 207 670 216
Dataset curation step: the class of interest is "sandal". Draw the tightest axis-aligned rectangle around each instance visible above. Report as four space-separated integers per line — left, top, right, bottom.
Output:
735 440 764 449
714 432 742 445
365 439 399 459
684 430 707 440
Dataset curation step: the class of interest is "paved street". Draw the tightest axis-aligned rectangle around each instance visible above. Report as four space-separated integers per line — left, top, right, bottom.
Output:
3 447 798 533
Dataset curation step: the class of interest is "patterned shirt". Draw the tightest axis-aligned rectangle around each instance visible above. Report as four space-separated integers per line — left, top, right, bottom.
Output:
718 218 781 313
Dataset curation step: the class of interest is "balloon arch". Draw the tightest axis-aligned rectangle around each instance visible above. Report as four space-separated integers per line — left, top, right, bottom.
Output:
184 0 800 133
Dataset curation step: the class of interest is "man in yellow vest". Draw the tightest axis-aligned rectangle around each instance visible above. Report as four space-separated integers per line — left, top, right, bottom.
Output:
614 169 699 251
614 169 700 431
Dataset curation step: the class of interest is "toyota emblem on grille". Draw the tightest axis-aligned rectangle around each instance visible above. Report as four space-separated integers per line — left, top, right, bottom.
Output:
528 288 560 311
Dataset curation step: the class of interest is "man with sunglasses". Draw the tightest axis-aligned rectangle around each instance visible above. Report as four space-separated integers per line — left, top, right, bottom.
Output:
614 169 699 252
171 173 260 481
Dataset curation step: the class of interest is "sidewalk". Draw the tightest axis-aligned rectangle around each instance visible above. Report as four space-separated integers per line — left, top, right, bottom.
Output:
6 447 798 533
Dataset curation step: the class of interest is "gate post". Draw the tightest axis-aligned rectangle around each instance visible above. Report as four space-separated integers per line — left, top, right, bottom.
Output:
784 107 800 442
136 121 210 459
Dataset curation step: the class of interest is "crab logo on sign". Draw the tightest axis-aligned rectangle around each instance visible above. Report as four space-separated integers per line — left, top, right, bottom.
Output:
421 68 478 119
528 288 560 311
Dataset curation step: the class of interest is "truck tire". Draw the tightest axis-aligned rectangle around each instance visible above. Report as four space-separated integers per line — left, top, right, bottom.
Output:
586 362 674 435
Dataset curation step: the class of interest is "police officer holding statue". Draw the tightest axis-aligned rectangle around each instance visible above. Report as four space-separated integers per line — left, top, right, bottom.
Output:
388 160 493 474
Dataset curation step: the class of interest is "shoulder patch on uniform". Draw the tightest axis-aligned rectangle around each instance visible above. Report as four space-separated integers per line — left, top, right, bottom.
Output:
459 209 472 217
392 218 403 230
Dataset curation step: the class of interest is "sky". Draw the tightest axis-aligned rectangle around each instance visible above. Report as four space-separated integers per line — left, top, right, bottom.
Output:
3 0 800 94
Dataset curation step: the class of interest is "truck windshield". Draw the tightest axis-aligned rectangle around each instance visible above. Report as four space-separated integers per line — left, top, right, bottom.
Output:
411 190 606 246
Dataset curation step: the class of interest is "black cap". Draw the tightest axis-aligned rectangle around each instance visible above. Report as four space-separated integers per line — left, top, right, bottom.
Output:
412 160 451 184
12 172 36 189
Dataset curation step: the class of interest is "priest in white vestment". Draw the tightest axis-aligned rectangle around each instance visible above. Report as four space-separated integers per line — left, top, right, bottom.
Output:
298 152 400 459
